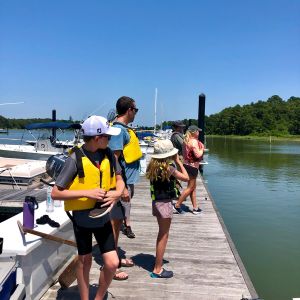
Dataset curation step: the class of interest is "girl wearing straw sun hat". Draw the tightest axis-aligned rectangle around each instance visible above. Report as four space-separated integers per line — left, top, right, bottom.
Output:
146 139 188 278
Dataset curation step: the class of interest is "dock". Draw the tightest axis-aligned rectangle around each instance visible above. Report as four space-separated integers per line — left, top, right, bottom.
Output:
40 176 257 300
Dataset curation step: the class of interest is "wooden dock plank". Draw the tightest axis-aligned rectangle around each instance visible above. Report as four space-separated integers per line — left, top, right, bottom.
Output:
41 176 257 300
0 188 46 206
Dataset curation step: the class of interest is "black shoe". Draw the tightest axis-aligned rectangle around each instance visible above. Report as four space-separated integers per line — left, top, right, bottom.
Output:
89 205 112 219
123 226 135 239
36 215 60 227
150 268 173 278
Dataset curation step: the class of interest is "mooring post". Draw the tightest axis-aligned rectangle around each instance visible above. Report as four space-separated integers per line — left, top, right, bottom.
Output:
198 93 205 144
52 109 56 141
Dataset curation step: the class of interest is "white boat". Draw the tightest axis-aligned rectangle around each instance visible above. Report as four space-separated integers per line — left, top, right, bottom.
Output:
0 128 8 134
0 122 81 160
0 255 25 299
0 202 76 300
0 157 46 187
139 140 154 176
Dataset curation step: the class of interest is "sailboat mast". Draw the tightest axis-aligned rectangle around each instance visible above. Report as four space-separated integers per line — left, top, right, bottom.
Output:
154 88 157 134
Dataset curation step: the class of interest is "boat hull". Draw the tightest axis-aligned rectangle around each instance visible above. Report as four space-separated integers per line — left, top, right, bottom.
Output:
0 202 76 300
0 157 46 186
0 145 60 160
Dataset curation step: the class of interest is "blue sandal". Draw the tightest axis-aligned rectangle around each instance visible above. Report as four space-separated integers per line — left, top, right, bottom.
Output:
150 268 173 278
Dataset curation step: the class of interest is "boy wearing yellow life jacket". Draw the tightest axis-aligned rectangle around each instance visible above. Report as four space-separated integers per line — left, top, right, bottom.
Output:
51 115 124 300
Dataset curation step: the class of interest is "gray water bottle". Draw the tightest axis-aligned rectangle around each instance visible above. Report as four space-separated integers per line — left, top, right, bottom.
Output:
46 186 54 212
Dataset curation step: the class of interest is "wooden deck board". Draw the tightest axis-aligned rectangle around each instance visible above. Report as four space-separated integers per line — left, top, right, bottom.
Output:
41 176 256 300
0 188 46 206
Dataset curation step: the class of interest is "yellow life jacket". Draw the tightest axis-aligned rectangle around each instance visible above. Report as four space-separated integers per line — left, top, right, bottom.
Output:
64 147 116 211
123 128 143 163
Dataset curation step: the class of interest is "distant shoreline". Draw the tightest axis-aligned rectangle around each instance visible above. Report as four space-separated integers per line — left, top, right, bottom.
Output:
207 135 300 142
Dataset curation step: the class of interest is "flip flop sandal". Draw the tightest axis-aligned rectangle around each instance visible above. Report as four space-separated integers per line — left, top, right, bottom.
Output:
120 258 134 267
36 215 60 227
48 219 60 228
113 270 128 281
36 215 50 225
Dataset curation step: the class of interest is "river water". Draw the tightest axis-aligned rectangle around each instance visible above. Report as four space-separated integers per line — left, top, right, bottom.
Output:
204 137 300 300
1 131 300 299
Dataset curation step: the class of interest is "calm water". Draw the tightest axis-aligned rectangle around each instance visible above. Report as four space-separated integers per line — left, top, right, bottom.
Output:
204 137 300 300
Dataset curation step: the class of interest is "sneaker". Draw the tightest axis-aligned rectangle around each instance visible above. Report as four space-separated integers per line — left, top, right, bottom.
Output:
192 208 202 215
123 226 136 239
173 203 183 214
89 204 112 219
150 268 173 278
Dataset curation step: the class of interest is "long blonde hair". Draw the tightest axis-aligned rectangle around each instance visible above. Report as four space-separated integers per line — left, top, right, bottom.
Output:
184 130 195 144
146 156 174 182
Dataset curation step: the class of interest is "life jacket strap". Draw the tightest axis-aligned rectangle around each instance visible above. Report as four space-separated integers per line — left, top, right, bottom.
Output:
72 147 85 178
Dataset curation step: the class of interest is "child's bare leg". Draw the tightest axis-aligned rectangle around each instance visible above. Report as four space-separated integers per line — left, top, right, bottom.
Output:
153 217 171 274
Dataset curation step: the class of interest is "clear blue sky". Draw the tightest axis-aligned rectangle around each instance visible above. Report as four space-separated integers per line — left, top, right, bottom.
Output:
1 0 299 126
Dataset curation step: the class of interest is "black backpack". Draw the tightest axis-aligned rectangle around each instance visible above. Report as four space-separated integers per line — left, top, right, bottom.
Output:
46 153 68 180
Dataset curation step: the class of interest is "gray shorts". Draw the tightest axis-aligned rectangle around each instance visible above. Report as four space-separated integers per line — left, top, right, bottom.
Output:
152 199 173 219
110 184 134 220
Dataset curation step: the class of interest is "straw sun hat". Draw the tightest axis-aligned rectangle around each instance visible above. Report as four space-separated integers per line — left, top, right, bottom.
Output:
151 139 178 159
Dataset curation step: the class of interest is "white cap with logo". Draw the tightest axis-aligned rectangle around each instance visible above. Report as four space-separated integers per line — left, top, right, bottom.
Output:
81 115 121 136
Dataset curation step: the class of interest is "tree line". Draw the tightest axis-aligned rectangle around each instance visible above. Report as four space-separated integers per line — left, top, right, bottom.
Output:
205 95 300 136
0 117 77 129
1 95 299 136
162 95 300 136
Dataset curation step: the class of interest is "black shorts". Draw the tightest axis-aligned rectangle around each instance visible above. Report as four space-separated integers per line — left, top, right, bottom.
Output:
73 221 116 256
183 164 199 178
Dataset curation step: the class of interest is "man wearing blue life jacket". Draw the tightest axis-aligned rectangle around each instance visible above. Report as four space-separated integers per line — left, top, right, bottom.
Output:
109 96 142 279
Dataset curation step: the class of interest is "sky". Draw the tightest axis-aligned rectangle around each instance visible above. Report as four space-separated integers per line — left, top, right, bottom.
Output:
0 0 299 126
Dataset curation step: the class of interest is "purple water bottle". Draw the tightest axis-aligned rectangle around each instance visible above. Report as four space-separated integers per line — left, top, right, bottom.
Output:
23 196 39 229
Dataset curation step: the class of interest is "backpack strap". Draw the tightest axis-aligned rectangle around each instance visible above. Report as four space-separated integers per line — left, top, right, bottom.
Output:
72 146 85 178
113 121 138 142
113 121 130 129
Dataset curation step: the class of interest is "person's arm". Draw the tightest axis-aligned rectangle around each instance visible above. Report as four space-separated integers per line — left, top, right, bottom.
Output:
101 174 125 207
172 154 189 182
113 151 130 202
51 186 107 201
191 139 204 159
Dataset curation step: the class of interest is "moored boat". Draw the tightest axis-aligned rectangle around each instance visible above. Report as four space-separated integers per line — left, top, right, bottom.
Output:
0 157 46 187
0 122 81 161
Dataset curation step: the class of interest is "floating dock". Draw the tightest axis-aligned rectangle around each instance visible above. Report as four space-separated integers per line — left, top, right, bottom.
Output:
41 176 258 300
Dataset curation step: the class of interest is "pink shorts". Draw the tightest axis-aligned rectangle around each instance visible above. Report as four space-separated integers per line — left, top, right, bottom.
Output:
152 200 173 219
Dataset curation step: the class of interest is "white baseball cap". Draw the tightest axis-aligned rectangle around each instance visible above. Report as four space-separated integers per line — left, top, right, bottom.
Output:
81 115 121 136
